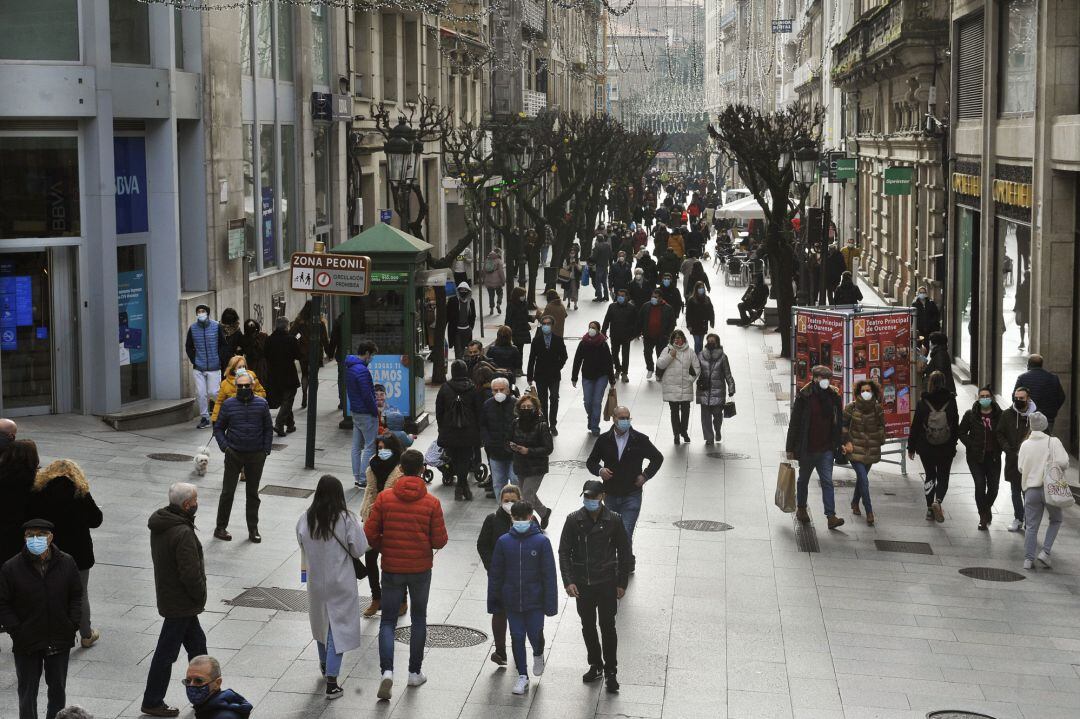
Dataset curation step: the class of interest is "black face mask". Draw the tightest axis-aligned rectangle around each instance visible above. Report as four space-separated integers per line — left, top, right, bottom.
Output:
237 386 254 401
1014 398 1027 410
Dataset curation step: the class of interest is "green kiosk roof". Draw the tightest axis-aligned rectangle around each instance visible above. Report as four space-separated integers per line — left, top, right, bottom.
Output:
336 223 432 258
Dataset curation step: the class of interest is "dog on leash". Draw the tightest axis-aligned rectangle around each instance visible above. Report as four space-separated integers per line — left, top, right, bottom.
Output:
193 449 210 476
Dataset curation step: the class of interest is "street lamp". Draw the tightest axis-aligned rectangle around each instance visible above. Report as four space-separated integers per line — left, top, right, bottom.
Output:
778 150 791 175
384 117 417 231
793 141 820 187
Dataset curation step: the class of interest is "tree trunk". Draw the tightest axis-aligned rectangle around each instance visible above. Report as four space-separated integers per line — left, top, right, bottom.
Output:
766 202 794 358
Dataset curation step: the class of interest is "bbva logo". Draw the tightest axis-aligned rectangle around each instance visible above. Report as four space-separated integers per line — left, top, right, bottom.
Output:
116 175 142 196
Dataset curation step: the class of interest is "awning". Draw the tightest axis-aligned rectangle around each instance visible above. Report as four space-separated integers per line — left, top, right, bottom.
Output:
714 193 768 220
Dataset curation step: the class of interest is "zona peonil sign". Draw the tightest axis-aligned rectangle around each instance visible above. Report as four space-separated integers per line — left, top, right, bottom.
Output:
884 166 913 196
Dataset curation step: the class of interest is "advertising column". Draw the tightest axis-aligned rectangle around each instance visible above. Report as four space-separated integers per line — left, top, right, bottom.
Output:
852 311 915 440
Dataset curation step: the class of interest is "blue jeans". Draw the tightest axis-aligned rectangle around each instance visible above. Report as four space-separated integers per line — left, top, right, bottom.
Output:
317 625 343 678
582 376 609 433
593 266 609 299
507 609 546 676
142 616 207 708
488 457 517 498
351 412 379 485
796 450 836 516
693 334 704 353
379 570 432 673
850 461 872 513
605 492 642 561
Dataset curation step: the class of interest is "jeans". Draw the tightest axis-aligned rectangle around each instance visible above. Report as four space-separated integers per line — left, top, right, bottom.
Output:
593 266 609 299
971 458 1001 517
351 412 379 485
668 401 690 436
692 334 704 354
507 609 546 676
78 569 92 638
379 570 432 674
535 378 560 429
700 404 724 442
920 454 951 505
582 376 609 433
518 474 549 515
143 616 207 708
317 625 343 678
488 457 517 498
216 449 266 532
275 387 297 432
850 461 872 513
1009 477 1025 521
487 286 504 309
611 338 632 375
15 650 69 719
576 581 619 673
1024 486 1063 561
192 369 221 419
796 450 836 516
642 338 663 371
605 492 642 564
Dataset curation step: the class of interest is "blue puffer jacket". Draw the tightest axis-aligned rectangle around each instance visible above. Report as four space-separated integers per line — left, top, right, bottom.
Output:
213 396 273 454
194 688 252 719
186 319 225 372
487 523 559 616
345 355 378 417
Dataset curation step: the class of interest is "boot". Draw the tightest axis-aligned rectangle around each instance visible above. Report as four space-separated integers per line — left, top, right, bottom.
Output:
827 515 845 530
795 506 810 523
364 598 381 618
850 501 861 516
454 483 464 501
865 512 875 527
461 481 474 501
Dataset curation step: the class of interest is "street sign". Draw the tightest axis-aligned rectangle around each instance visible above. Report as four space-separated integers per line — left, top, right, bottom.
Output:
379 209 393 224
772 19 793 33
884 166 914 196
290 252 372 296
227 218 246 260
830 156 857 181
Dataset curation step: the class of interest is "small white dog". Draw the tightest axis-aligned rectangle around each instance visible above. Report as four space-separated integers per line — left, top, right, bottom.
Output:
193 449 210 476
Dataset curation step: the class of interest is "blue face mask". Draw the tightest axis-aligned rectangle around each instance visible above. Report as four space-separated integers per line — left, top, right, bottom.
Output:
583 498 601 512
697 288 706 295
541 324 552 335
617 295 626 304
662 279 671 287
186 684 212 706
650 297 659 306
377 449 393 461
25 536 48 556
616 418 632 432
978 397 993 408
512 520 532 533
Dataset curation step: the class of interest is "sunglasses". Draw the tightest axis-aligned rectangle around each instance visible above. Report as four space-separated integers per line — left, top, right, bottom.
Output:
181 677 214 687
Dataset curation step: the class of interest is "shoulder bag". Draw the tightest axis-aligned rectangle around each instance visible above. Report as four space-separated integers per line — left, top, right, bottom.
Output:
331 521 369 580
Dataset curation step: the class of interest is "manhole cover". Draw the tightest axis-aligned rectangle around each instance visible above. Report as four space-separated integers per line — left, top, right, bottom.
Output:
147 453 193 462
259 485 314 498
271 443 288 451
705 452 752 460
927 711 999 719
549 460 588 469
674 520 733 532
959 567 1026 582
793 517 819 553
876 540 934 555
227 587 369 613
394 624 487 648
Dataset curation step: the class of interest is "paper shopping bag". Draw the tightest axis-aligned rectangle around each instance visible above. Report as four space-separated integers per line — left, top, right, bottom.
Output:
603 386 618 422
774 462 797 513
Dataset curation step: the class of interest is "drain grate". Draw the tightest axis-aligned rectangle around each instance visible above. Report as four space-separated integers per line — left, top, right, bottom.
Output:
792 517 819 553
875 540 934 555
959 567 1026 582
705 451 752 460
674 520 733 532
394 624 487 648
227 587 369 613
259 485 314 498
768 382 783 393
271 443 288 451
773 412 789 427
926 711 999 719
147 453 193 462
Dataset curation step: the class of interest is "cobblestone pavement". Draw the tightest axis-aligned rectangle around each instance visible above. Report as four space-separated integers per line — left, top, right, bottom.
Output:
4 256 1080 719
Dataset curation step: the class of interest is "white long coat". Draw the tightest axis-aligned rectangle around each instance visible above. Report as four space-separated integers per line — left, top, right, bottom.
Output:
656 341 701 402
296 511 368 652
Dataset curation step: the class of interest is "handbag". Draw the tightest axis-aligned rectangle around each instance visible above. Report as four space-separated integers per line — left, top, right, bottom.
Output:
775 461 797 513
331 525 368 581
1043 443 1074 508
723 401 736 418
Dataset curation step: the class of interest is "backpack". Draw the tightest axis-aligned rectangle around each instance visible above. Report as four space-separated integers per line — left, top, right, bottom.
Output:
484 257 496 273
924 401 951 445
446 392 470 430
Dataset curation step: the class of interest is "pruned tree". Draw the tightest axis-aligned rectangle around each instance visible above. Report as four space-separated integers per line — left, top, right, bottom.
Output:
709 103 824 358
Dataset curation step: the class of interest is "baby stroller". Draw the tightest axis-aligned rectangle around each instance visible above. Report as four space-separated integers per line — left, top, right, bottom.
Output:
422 441 490 487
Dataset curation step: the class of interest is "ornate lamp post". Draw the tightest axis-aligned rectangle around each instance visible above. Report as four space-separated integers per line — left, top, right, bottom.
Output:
384 117 418 232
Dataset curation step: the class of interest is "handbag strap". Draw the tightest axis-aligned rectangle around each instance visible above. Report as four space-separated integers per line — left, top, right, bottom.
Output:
328 518 358 561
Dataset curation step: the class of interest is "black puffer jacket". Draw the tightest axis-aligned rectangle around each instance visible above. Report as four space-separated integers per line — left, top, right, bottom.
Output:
0 547 82 654
509 417 553 477
558 506 632 589
476 507 513 571
924 344 956 395
609 261 632 292
684 296 715 335
909 388 959 459
571 335 616 383
602 301 639 342
148 505 206 618
480 396 517 461
958 401 1004 465
504 300 534 347
435 377 484 448
27 459 103 571
486 343 522 375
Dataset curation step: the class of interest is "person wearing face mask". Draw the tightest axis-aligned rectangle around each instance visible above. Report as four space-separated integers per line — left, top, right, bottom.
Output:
485 325 522 379
958 386 1004 530
212 374 273 543
447 282 477 359
590 234 612 302
602 289 639 383
487 500 558 696
560 246 582 310
0 518 82 719
508 396 555 527
996 386 1037 532
695 334 735 446
628 267 653 309
481 377 519 499
534 290 568 338
558 480 633 694
481 248 506 315
185 305 228 429
1017 412 1070 570
526 317 568 436
609 252 632 295
840 381 886 526
912 285 941 344
684 281 715 354
183 656 251 719
141 484 207 717
637 289 676 380
359 435 405 617
786 366 846 530
210 355 266 423
635 248 659 289
908 370 960 523
657 272 683 319
476 485 523 668
656 330 700 444
572 322 618 436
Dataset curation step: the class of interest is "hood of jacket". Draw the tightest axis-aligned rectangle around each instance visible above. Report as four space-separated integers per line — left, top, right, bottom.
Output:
392 475 429 503
33 459 89 497
669 341 691 355
197 689 252 717
447 377 474 394
148 505 194 535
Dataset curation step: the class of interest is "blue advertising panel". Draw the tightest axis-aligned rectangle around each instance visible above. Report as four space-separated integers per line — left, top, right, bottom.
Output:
368 354 409 416
114 137 149 234
262 186 275 264
0 261 34 351
117 269 148 365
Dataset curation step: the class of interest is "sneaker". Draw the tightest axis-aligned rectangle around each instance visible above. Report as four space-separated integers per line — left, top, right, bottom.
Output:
1023 559 1034 570
490 650 507 666
140 706 180 718
407 672 427 687
533 653 545 676
605 674 620 693
582 665 605 683
647 370 654 380
512 674 530 695
377 671 393 700
1037 550 1052 568
80 629 101 648
197 418 210 429
325 681 343 700
931 501 945 523
925 508 935 521
1008 518 1024 532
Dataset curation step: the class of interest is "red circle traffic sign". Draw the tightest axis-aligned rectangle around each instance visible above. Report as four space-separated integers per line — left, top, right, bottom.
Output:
316 271 332 288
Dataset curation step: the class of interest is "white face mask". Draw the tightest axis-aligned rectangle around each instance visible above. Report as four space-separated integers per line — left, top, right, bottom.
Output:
494 391 508 403
501 501 514 513
196 312 208 322
818 378 831 390
860 391 873 402
588 328 598 337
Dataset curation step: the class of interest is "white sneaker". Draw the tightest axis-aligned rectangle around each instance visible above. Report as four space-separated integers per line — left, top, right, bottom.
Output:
377 671 393 700
512 674 530 695
1037 550 1052 568
407 672 427 687
1023 559 1034 570
532 653 545 676
1008 518 1024 532
647 370 654 380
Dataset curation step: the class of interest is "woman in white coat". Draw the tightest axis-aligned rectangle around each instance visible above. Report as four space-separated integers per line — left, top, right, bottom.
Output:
656 328 700 445
1018 412 1070 570
297 475 369 698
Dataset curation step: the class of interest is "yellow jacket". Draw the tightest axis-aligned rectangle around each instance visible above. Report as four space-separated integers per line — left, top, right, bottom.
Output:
211 371 267 421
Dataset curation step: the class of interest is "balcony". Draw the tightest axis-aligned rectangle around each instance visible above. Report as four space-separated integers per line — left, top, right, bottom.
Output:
522 0 545 36
523 88 547 117
830 0 947 88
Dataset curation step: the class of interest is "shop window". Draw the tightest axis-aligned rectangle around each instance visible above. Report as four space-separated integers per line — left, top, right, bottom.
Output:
281 125 296 260
277 4 294 81
956 13 983 120
110 0 151 65
403 19 419 103
999 0 1037 116
259 125 277 267
312 4 330 87
174 8 184 69
0 137 80 240
354 9 374 97
996 217 1031 392
256 1 272 78
117 245 150 403
381 13 399 101
0 0 79 61
954 207 979 371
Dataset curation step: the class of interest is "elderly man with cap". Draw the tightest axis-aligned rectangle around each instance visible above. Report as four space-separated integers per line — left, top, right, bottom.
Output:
558 480 633 695
0 518 83 719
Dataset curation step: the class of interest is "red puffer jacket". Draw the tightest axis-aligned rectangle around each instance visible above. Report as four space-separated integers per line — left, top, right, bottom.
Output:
364 475 448 574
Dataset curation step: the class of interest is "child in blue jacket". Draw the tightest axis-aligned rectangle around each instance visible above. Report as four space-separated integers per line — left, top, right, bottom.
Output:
487 500 559 695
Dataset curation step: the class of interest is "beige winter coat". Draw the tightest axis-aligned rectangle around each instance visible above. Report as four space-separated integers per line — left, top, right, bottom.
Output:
359 466 404 521
656 342 700 402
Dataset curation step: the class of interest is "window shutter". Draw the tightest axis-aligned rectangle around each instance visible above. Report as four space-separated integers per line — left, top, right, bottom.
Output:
956 14 984 120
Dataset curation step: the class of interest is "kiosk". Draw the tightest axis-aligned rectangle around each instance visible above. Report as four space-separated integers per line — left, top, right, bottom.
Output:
335 224 432 432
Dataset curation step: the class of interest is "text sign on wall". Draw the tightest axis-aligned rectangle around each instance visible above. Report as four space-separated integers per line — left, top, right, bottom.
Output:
290 252 372 296
114 137 149 234
884 166 914 196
